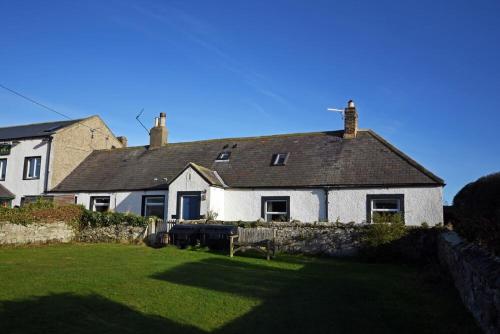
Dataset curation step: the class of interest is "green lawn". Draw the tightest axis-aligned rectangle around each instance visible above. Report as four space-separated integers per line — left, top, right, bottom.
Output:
0 244 479 334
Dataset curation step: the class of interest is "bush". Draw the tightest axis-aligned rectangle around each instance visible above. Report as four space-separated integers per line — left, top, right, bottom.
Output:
362 213 407 248
0 199 148 229
453 172 500 255
79 210 148 228
0 199 84 225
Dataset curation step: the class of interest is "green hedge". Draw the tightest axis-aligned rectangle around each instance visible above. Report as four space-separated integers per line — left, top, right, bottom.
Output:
80 210 148 228
0 199 149 228
453 172 500 255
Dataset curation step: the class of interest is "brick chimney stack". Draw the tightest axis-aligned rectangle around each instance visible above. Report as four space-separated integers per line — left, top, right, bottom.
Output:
149 112 168 149
343 100 358 139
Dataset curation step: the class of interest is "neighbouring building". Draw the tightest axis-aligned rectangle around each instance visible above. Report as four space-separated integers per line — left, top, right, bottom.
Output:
0 116 123 207
51 102 445 225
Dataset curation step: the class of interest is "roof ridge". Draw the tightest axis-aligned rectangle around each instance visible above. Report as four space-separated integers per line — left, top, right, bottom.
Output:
93 129 347 152
0 118 83 130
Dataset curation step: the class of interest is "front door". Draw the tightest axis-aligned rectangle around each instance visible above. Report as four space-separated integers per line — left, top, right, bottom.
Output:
181 194 201 220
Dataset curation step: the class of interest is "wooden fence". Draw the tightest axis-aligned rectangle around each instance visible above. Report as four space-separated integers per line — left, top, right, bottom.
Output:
146 219 176 245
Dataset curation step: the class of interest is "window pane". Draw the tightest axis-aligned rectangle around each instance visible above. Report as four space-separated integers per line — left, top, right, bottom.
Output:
28 159 35 178
145 197 163 204
0 159 6 179
95 198 110 205
373 199 399 210
267 213 288 222
34 158 41 178
267 200 287 213
94 205 109 212
146 205 164 219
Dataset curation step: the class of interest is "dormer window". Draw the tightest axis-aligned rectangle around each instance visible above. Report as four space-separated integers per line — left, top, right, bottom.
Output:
215 151 231 161
271 153 289 166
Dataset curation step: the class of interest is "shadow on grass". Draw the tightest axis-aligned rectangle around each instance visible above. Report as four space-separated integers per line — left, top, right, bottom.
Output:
152 256 481 334
0 293 203 334
0 255 480 334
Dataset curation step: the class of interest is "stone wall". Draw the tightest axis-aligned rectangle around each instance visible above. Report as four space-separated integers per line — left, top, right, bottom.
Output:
270 222 363 256
0 222 148 246
438 231 500 334
76 225 147 243
0 222 75 245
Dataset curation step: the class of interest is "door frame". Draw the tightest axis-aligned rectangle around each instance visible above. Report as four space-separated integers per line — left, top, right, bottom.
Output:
176 191 202 220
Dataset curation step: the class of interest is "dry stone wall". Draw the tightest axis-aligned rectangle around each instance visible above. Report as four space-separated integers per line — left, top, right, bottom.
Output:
76 225 147 243
270 222 363 256
438 231 500 334
0 222 75 245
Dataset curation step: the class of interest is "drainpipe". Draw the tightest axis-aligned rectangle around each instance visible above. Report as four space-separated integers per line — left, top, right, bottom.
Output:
323 187 330 222
43 136 53 194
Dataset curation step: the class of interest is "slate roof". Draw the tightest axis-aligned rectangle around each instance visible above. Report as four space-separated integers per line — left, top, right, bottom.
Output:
174 163 227 188
52 129 444 192
0 184 15 199
0 119 82 141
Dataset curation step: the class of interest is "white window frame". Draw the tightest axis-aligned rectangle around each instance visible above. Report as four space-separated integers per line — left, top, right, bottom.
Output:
0 159 6 181
262 197 290 222
367 194 404 223
272 153 289 166
143 196 165 219
24 156 41 180
371 199 401 214
90 196 111 212
215 151 231 162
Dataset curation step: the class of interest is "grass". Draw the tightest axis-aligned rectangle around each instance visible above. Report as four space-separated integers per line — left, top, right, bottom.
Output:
0 243 479 334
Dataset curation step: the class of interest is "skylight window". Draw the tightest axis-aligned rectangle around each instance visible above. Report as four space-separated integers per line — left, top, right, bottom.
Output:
215 151 231 161
272 153 289 166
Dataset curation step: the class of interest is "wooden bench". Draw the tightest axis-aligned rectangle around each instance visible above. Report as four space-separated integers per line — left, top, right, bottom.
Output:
229 227 276 260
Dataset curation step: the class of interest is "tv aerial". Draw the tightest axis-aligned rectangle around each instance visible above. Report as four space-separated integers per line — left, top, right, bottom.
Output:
327 107 344 119
135 108 150 134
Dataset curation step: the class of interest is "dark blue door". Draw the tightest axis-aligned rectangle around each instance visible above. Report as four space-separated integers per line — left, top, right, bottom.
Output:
181 195 201 220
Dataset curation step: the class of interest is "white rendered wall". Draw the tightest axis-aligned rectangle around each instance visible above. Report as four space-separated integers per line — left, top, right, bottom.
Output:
167 167 210 219
328 186 443 226
0 138 49 206
208 186 225 220
75 190 168 217
223 188 326 222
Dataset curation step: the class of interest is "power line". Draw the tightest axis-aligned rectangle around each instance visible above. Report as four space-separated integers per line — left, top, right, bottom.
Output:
0 83 71 120
0 83 111 140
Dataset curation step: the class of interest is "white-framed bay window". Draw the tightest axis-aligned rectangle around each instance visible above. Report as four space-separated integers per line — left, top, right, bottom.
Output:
366 194 404 223
261 196 290 222
142 195 165 219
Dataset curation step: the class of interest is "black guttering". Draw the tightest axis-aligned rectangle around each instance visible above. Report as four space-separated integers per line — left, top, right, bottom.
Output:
43 136 53 194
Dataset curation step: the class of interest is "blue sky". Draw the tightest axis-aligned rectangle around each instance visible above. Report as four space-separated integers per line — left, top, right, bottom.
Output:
1 1 499 203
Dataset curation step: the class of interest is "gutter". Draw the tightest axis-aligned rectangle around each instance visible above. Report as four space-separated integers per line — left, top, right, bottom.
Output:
43 136 53 194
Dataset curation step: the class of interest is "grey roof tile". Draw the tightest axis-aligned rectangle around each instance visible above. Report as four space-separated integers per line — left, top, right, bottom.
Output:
53 129 444 192
0 119 81 141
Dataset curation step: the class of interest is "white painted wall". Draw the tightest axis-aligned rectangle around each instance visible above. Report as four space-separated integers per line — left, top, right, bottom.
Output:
167 167 210 219
0 138 49 206
208 186 225 220
224 188 326 222
75 190 168 217
328 186 443 226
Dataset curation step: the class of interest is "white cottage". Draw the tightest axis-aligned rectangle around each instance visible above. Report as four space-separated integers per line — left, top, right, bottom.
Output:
52 102 445 225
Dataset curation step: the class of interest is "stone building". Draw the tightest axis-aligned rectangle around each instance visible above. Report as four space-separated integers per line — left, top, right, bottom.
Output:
0 116 123 206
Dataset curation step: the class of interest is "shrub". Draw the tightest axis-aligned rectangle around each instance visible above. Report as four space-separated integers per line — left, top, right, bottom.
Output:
0 201 148 229
79 210 149 228
362 213 407 248
453 172 500 255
